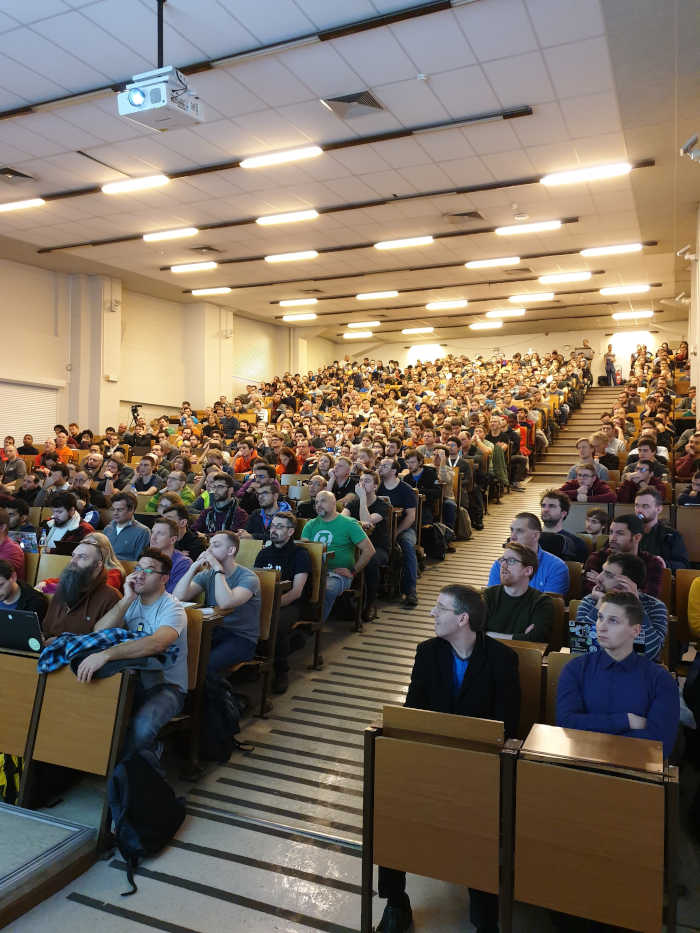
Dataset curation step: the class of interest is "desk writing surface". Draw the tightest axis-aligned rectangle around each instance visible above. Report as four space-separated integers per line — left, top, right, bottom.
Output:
521 723 663 775
382 705 503 747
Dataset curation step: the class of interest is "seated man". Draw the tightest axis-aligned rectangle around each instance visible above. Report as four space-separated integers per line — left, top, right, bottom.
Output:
301 490 374 622
674 431 700 479
239 483 291 541
558 463 616 503
145 470 195 511
584 507 609 538
484 543 554 643
582 514 664 598
378 458 419 607
13 472 41 506
70 469 108 529
42 538 122 638
149 517 192 593
558 591 679 757
678 469 700 506
326 456 357 508
343 470 390 622
160 501 207 561
0 558 48 620
635 487 689 570
0 508 25 580
104 491 151 561
540 489 588 562
566 437 610 481
254 512 311 694
76 549 188 771
487 512 569 596
376 584 520 933
6 498 36 533
296 474 327 520
571 552 667 660
402 450 441 524
192 473 247 536
34 462 71 507
43 491 94 551
174 531 261 673
96 452 134 495
127 455 163 496
0 442 26 493
616 459 667 502
622 437 666 477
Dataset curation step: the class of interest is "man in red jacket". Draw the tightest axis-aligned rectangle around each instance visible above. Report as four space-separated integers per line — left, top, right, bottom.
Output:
675 433 700 479
559 464 616 502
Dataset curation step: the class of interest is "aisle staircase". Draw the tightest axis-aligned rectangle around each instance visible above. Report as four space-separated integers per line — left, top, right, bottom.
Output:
534 387 620 484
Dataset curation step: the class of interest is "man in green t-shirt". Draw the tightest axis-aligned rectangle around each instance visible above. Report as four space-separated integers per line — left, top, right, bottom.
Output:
301 490 374 621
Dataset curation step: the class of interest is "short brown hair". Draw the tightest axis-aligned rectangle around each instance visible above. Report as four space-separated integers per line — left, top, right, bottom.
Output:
503 541 538 577
599 591 643 628
440 584 486 631
152 516 179 538
111 490 137 512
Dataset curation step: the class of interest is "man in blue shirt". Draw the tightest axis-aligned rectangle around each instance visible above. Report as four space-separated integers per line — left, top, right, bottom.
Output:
570 552 667 660
487 512 569 596
557 591 679 757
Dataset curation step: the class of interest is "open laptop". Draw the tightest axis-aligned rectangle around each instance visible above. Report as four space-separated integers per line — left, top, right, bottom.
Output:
8 531 38 554
0 609 43 654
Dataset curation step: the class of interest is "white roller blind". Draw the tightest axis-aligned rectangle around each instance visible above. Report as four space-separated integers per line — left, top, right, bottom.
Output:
0 382 58 444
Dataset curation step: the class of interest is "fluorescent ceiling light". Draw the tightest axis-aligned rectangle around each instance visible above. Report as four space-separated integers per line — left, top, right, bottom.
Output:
540 162 632 186
343 331 374 339
486 308 525 318
143 226 198 242
170 261 218 274
191 287 232 296
509 292 554 303
256 208 319 226
0 197 45 212
612 310 654 320
265 250 318 263
102 174 169 194
282 312 317 322
495 220 562 236
240 145 323 169
600 284 650 296
538 271 592 285
470 320 503 330
356 290 398 300
374 235 434 250
580 243 642 257
348 321 380 328
402 327 434 335
425 299 467 311
279 297 318 307
465 256 520 269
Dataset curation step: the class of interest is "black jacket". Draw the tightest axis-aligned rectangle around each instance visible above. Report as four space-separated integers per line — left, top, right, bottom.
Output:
405 633 520 739
13 582 49 622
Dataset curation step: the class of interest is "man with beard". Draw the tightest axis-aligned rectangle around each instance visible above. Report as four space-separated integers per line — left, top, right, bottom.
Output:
539 490 589 562
13 473 42 507
483 543 554 643
42 538 121 638
192 472 247 535
43 492 94 551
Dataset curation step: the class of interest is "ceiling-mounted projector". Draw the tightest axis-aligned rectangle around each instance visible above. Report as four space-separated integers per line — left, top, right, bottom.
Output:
117 66 203 131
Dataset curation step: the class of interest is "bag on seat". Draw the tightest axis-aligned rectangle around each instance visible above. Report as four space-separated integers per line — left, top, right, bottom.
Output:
107 752 186 896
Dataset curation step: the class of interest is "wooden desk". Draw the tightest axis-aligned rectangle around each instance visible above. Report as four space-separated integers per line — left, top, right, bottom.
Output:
0 653 41 758
514 723 675 932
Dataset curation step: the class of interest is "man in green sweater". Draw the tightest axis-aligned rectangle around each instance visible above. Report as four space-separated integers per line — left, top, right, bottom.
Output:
483 542 554 643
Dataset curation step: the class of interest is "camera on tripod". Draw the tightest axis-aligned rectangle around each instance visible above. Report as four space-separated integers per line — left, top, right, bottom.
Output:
131 403 142 421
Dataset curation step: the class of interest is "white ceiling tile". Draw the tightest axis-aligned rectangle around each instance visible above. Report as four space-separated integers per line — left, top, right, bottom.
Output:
512 101 568 146
560 91 621 138
275 100 352 141
232 109 310 148
438 155 495 188
524 142 580 172
277 43 363 98
218 0 315 42
370 138 432 170
332 30 417 87
152 127 230 164
59 102 144 143
544 37 614 99
525 0 605 47
461 121 523 155
372 79 449 127
21 111 104 150
192 70 265 119
0 11 18 30
359 169 418 197
0 27 108 89
428 65 501 119
390 11 476 73
396 162 455 191
483 52 556 107
573 132 628 163
163 1 256 59
0 140 34 163
32 11 153 79
0 121 64 157
454 0 538 62
0 0 67 22
232 58 315 107
40 151 124 185
0 55 66 100
323 176 386 203
416 128 474 162
480 149 535 179
292 0 375 30
330 109 402 137
332 145 390 175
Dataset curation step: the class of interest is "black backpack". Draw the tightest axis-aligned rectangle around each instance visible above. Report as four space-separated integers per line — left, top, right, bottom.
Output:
107 752 186 896
199 673 243 762
422 523 447 561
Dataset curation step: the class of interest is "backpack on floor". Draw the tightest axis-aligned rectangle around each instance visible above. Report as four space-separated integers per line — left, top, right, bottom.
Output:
422 523 447 561
455 506 472 541
199 673 243 763
107 752 186 896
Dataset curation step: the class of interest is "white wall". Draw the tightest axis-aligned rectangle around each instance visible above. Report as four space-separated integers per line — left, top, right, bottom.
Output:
306 336 341 372
231 315 290 394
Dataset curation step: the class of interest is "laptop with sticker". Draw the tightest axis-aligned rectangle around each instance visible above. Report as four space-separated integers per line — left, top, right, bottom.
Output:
0 609 44 654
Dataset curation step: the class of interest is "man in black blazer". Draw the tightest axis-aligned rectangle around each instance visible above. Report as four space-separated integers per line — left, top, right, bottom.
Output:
376 584 520 933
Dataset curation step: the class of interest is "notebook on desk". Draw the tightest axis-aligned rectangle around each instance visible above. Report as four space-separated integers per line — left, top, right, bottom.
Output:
0 609 43 654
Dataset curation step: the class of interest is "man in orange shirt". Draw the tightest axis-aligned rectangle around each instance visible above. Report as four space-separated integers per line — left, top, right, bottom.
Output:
233 436 256 474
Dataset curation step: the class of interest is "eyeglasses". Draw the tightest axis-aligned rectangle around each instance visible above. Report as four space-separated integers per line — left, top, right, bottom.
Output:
498 557 523 566
434 602 458 613
132 565 168 576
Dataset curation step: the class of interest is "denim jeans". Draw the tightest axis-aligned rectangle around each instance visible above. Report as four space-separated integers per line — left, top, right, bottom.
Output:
124 683 185 771
208 627 256 673
322 571 353 622
397 527 418 595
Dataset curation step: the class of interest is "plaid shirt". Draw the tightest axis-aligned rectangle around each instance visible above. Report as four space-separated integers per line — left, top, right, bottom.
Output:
38 628 178 673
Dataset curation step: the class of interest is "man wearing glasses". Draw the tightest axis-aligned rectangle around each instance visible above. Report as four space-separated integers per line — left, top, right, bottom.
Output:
483 543 554 643
76 548 188 771
376 584 520 933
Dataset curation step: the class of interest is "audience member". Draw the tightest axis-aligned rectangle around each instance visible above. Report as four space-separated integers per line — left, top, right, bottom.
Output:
539 490 588 562
128 455 163 495
103 491 151 561
343 470 390 621
240 484 291 541
6 499 35 533
378 458 419 607
14 473 41 506
0 559 48 619
616 460 667 502
483 543 554 642
582 514 664 597
43 491 94 551
42 538 121 638
634 487 689 569
34 462 71 507
0 508 25 580
145 470 194 511
567 437 610 481
558 463 616 502
678 470 700 506
193 472 248 535
17 435 38 455
0 442 26 491
149 517 192 593
584 508 609 537
487 512 569 596
161 502 207 561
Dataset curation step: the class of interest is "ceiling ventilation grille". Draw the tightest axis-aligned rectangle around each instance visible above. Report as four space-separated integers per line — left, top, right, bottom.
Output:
320 90 384 120
444 210 484 223
0 167 34 185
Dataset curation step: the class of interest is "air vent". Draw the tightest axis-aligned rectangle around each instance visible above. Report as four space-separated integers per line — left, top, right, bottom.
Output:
444 210 484 224
320 90 384 120
189 245 222 253
0 167 34 185
301 288 323 294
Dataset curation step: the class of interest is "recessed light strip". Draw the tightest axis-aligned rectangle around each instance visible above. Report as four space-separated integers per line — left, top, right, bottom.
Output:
256 209 319 225
279 298 318 307
143 227 198 242
348 321 380 328
402 327 434 334
265 250 319 263
581 243 643 257
356 290 398 300
426 299 467 311
282 312 317 322
0 197 45 212
170 261 218 274
495 220 562 236
102 174 169 194
465 256 520 269
612 310 654 320
486 308 525 318
600 284 650 296
538 271 591 285
241 146 323 169
540 162 632 186
509 292 555 303
470 321 503 330
191 287 232 296
374 235 434 250
343 331 374 339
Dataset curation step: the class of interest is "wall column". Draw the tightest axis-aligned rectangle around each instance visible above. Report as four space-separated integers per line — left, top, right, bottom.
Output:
183 302 236 408
688 205 700 392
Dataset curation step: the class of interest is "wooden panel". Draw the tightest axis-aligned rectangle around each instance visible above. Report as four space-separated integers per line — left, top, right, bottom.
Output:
544 652 574 725
507 641 546 739
676 508 700 562
382 705 503 747
521 723 663 776
237 538 263 569
24 553 39 588
514 759 664 931
0 654 39 757
374 737 500 891
33 667 124 776
675 568 700 642
254 569 278 641
35 553 71 585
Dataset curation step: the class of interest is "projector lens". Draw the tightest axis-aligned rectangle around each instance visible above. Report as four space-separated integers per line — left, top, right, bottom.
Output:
128 88 146 106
